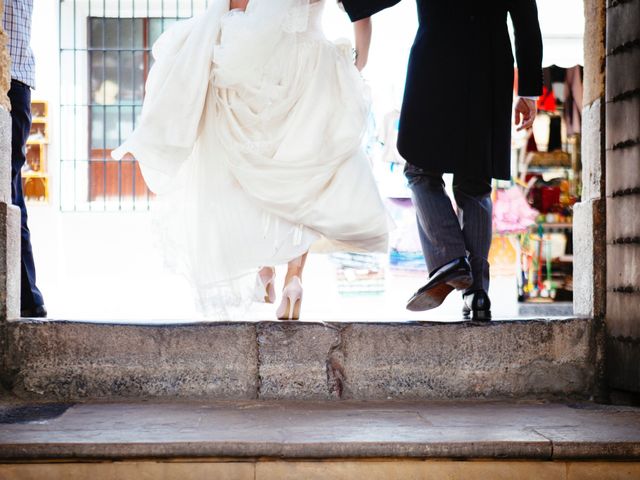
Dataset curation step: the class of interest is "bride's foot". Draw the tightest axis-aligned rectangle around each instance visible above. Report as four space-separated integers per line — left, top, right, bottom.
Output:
255 267 276 304
276 276 303 321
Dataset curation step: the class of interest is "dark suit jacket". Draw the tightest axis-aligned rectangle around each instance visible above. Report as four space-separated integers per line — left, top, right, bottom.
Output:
341 0 543 180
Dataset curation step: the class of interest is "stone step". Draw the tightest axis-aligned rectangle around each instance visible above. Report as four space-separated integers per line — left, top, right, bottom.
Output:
1 318 598 402
0 400 639 480
5 461 640 480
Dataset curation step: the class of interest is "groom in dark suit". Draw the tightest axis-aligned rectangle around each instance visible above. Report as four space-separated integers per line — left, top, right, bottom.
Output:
341 0 543 319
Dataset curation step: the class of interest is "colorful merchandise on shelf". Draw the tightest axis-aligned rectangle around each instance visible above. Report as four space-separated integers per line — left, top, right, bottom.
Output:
331 253 386 297
488 235 519 277
385 198 428 276
517 225 573 303
493 186 538 234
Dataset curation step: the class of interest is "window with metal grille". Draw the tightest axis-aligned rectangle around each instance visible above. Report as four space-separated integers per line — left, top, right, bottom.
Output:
59 0 210 211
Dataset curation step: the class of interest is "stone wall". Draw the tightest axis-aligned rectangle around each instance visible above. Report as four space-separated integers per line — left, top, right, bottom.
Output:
0 0 20 322
574 0 607 321
0 0 10 112
604 0 640 393
573 0 608 402
2 319 597 402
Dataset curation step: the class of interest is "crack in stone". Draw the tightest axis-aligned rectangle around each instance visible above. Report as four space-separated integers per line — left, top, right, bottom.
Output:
530 427 556 460
611 236 640 244
415 410 435 426
608 88 640 103
608 0 636 8
255 324 263 400
608 38 640 56
610 286 640 294
325 324 347 400
610 335 640 346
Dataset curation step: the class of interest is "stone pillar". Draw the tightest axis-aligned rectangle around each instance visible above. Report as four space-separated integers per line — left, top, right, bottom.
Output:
604 0 640 394
0 0 21 322
574 0 607 320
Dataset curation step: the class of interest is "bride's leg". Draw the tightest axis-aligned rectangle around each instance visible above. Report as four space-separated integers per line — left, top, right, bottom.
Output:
259 266 275 283
285 252 308 285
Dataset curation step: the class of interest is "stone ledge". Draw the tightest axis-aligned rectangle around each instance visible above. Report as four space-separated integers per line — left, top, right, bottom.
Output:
0 109 12 204
0 202 21 321
573 199 606 318
0 401 638 461
2 318 597 402
1 461 640 480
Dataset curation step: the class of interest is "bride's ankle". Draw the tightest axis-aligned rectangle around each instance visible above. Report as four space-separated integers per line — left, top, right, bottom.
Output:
284 273 302 286
259 266 275 282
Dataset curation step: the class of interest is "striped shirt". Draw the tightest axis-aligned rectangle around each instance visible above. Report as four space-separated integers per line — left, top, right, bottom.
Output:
3 0 35 88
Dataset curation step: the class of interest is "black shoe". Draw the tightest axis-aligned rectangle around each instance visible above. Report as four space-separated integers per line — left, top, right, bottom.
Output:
21 305 48 318
462 291 491 320
406 257 473 312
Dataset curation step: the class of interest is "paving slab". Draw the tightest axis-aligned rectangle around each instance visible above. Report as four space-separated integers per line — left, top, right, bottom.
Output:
0 400 639 461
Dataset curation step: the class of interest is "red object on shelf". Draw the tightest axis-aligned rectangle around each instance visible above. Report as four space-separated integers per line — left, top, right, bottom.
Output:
539 186 561 213
537 86 557 112
528 183 561 214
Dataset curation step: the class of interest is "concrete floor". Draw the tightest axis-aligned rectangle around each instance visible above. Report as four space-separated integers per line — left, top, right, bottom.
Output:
1 400 639 461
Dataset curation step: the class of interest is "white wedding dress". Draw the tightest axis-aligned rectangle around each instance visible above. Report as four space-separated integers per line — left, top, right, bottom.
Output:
113 0 392 315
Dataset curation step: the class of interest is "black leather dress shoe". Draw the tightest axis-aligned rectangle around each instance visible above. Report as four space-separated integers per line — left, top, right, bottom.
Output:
21 305 48 318
406 257 473 312
462 291 491 320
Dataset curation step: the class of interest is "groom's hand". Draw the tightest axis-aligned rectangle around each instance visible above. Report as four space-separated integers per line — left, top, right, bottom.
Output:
515 97 537 131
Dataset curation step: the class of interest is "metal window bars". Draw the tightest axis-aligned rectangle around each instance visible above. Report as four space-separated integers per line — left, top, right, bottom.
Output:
59 0 211 211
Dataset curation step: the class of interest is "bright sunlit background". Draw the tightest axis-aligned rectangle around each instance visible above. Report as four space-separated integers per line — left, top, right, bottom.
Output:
26 0 583 321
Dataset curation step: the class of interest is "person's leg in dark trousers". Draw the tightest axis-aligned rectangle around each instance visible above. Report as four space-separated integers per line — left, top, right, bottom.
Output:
452 174 493 294
404 163 473 312
405 164 467 273
451 173 493 319
8 80 45 316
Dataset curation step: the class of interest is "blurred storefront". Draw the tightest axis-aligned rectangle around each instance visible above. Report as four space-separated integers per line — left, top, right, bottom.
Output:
505 0 585 307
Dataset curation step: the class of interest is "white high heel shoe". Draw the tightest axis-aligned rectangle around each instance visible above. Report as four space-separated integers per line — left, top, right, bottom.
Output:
255 268 276 304
276 276 303 321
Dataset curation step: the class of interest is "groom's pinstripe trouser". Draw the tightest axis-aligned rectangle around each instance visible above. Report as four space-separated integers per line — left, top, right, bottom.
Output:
404 162 493 294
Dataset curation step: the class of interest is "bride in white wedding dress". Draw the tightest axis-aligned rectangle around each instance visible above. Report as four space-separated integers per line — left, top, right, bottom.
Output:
113 0 392 320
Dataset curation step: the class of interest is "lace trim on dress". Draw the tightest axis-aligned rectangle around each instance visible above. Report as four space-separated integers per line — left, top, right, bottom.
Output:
283 1 311 33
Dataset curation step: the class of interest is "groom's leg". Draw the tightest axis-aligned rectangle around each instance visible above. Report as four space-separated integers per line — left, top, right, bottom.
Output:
405 163 466 274
452 174 493 293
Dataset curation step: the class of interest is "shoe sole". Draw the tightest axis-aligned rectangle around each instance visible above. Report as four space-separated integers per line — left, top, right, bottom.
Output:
406 273 474 312
448 274 474 291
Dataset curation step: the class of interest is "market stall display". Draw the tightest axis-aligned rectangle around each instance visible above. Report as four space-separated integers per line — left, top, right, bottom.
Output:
510 65 583 304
